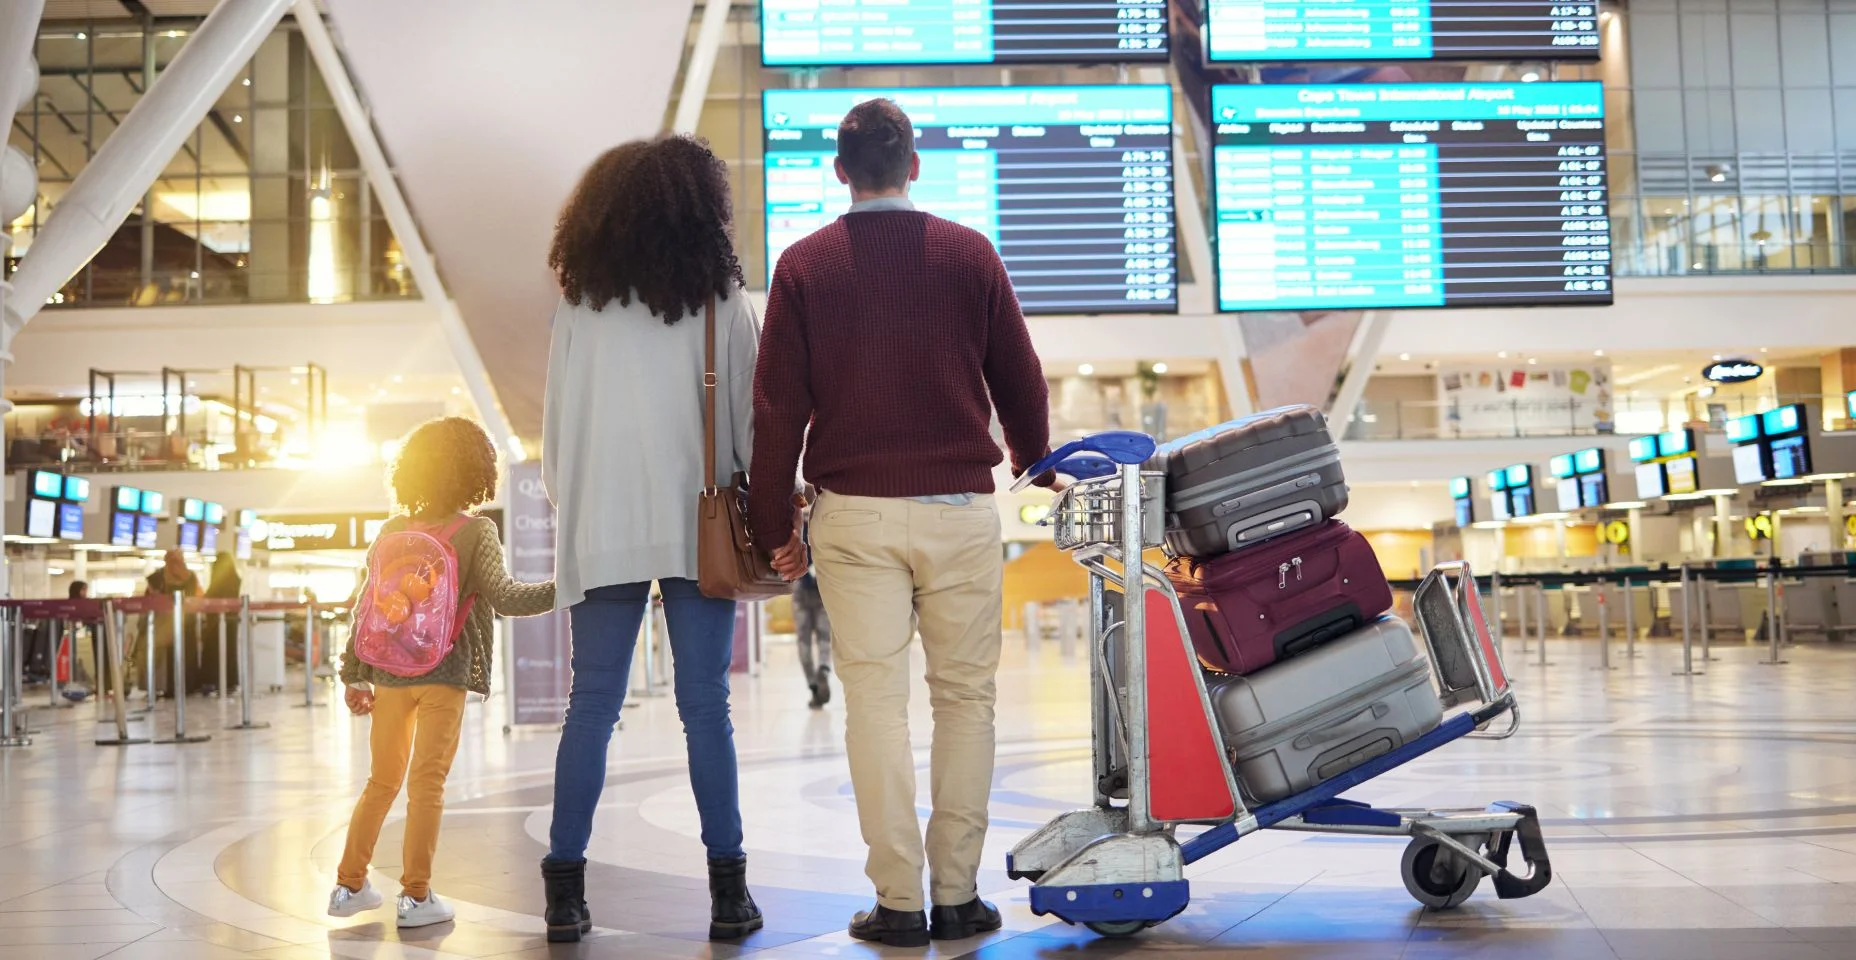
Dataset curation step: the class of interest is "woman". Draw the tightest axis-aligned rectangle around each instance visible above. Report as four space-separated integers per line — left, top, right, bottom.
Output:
200 552 241 695
538 135 762 944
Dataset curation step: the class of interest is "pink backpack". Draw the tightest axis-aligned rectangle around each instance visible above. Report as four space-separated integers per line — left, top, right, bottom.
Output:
352 516 476 677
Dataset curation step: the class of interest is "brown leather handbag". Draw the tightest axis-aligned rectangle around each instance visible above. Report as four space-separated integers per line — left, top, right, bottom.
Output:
696 297 792 602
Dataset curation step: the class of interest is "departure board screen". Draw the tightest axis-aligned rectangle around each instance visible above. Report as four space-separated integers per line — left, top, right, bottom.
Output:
1205 0 1601 61
764 86 1177 314
760 0 1168 66
1211 82 1610 312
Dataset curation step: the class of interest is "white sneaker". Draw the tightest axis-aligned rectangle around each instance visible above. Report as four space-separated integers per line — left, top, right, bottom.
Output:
397 891 456 928
327 880 383 917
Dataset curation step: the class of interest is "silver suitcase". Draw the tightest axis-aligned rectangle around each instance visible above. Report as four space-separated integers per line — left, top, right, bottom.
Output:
1207 617 1441 805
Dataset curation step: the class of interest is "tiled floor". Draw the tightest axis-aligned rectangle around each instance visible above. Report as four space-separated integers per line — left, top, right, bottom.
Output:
3 627 1856 959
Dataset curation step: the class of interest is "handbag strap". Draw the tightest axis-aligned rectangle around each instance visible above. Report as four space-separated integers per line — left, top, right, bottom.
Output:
703 295 718 495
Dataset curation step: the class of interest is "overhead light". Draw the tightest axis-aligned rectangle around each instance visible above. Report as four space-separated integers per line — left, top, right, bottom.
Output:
189 270 200 279
1398 353 1411 361
1692 263 1704 269
1760 347 1769 354
1497 351 1509 359
75 31 86 39
242 78 252 87
1527 358 1538 365
1078 363 1095 376
1593 349 1605 357
232 114 243 123
1521 71 1540 82
450 387 462 396
1604 501 1648 510
391 375 403 384
1152 362 1168 374
1712 354 1722 362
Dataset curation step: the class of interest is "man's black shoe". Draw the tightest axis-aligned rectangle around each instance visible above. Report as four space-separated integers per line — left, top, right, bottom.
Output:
930 898 1003 941
849 904 930 948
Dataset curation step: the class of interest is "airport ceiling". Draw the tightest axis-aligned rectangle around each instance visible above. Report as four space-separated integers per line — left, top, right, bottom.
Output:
38 1 325 21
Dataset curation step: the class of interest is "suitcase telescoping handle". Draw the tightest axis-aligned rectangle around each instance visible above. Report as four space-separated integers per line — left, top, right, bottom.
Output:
1292 702 1391 751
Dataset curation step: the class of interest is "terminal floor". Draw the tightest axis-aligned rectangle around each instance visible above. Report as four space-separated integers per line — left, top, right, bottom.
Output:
3 632 1856 960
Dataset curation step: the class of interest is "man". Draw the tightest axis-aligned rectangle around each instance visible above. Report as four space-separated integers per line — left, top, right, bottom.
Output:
748 98 1052 947
792 569 832 709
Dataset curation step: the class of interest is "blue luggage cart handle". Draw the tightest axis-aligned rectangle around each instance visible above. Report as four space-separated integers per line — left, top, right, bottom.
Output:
1011 431 1157 492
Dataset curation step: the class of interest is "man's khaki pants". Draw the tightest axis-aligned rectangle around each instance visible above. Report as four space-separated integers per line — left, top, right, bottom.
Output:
810 492 1003 912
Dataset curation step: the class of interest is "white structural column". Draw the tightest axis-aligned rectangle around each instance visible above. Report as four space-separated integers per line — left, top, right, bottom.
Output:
292 1 520 458
673 0 735 135
3 0 295 345
1 0 47 572
1326 311 1390 430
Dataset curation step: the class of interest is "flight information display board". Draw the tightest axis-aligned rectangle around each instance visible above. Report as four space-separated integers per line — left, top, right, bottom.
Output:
1205 0 1600 61
764 86 1177 314
1211 82 1610 312
761 0 1168 66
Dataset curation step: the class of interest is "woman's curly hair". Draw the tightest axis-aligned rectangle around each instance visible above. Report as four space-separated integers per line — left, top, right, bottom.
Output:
390 417 498 518
548 135 744 324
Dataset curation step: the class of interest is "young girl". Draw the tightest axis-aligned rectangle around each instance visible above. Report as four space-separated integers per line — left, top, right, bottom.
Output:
328 416 555 928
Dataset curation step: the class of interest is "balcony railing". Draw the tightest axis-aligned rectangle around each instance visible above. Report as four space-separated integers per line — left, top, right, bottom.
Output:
1344 394 1855 442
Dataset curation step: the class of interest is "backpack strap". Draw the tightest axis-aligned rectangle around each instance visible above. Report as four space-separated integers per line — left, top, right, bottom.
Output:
437 514 471 541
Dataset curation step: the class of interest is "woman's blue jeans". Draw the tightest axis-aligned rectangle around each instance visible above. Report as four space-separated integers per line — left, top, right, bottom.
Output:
547 578 744 862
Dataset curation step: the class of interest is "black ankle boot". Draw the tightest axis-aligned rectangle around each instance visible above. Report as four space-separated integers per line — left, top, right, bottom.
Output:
707 856 764 940
540 857 591 943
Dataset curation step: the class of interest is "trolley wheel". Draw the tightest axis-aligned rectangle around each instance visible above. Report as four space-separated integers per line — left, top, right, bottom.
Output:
1085 920 1149 938
1402 836 1483 910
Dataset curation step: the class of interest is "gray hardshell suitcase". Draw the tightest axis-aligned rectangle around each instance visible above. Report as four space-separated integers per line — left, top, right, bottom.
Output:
1157 405 1348 558
1207 616 1441 804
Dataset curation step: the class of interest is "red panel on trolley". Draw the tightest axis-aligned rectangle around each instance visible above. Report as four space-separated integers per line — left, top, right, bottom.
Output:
1143 589 1238 822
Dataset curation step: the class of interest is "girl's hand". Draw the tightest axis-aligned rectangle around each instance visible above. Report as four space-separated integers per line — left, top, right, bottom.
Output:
345 687 374 716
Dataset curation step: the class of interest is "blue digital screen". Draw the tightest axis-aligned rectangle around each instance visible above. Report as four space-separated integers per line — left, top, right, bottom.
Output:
1509 486 1535 517
1574 448 1604 474
760 0 1168 66
135 514 159 549
763 86 1177 316
1449 475 1471 498
204 502 226 525
1762 403 1803 438
1210 83 1610 312
1628 436 1659 462
30 470 64 498
116 486 143 512
1579 472 1608 508
178 520 201 552
1454 498 1474 526
1548 454 1575 479
203 524 221 554
63 476 91 502
1205 0 1600 62
1487 468 1507 492
57 502 84 541
1505 464 1532 488
181 498 205 522
1770 435 1813 480
1847 391 1855 421
238 508 257 529
1724 413 1762 444
1656 429 1692 457
110 511 136 547
141 490 165 515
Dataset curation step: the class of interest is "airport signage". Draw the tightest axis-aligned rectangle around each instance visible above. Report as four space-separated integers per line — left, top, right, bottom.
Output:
252 512 391 551
1703 359 1764 384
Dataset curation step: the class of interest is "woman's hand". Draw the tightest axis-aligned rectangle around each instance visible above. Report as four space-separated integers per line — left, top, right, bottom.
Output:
344 686 375 716
771 531 809 581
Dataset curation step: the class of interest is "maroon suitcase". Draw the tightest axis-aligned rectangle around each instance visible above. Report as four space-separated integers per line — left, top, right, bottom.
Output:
1167 520 1393 676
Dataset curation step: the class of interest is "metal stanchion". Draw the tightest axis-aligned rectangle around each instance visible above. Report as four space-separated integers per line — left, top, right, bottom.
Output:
1761 563 1788 666
96 601 148 746
1535 584 1550 666
1 609 31 747
7 607 38 737
1058 599 1080 660
298 602 324 708
1675 565 1701 675
47 618 69 708
228 597 269 730
143 608 158 711
216 611 229 699
1515 581 1530 652
1623 577 1639 659
157 592 210 744
631 596 666 699
1594 580 1614 671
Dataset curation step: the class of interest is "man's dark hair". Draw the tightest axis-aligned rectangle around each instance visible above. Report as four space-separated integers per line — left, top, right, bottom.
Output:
837 99 914 192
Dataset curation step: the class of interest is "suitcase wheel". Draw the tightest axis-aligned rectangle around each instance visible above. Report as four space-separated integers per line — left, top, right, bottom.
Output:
1400 836 1485 910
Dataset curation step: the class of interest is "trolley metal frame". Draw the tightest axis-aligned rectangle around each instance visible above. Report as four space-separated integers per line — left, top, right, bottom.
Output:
1005 443 1551 938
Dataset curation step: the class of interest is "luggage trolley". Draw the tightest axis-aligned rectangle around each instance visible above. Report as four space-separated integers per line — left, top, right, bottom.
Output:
1005 432 1551 938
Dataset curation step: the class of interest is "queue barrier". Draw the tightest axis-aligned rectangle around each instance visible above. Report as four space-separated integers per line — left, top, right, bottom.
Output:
1392 560 1856 677
0 595 348 749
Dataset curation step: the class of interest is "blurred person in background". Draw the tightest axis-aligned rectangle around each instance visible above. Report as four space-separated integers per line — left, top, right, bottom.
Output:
200 552 242 695
128 549 202 698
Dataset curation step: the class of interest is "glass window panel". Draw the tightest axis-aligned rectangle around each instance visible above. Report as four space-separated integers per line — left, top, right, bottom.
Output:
1779 11 1834 85
1833 14 1856 84
1729 13 1783 87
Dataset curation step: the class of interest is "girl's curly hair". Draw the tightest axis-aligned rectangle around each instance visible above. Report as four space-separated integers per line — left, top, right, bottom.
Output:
548 135 744 324
390 417 498 518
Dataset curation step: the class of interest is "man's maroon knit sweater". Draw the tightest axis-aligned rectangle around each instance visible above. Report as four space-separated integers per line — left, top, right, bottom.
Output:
748 209 1051 550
